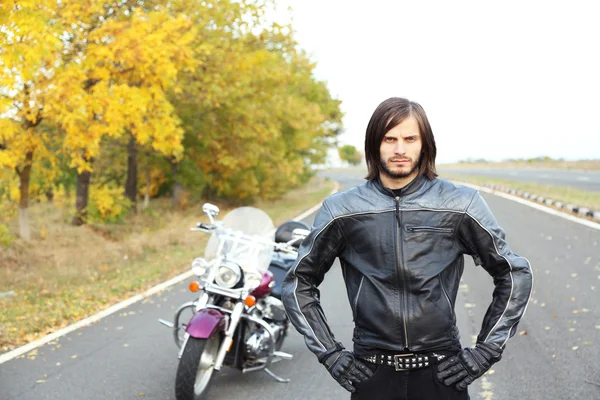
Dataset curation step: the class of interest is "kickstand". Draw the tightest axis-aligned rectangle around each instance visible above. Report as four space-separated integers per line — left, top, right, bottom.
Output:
264 368 290 383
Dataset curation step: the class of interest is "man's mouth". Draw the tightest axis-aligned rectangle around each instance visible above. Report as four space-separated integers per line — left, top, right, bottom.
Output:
390 159 410 164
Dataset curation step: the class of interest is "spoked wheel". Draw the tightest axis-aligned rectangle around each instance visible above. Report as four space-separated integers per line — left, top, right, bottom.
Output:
175 334 221 400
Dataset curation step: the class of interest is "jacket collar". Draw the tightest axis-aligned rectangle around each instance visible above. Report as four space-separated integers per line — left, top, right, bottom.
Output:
371 174 427 197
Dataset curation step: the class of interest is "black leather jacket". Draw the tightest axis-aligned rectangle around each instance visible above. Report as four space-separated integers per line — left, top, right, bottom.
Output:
282 175 533 359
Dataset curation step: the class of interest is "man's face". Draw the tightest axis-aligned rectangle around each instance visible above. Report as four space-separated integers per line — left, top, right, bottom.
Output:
379 116 422 180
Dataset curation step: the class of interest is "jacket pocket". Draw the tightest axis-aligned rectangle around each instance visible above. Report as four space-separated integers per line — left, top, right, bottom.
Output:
406 225 454 234
353 276 365 320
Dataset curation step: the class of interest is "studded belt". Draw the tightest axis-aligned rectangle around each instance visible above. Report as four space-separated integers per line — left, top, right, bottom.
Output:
361 353 447 371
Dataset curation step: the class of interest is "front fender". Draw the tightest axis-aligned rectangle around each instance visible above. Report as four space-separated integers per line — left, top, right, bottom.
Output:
186 308 226 339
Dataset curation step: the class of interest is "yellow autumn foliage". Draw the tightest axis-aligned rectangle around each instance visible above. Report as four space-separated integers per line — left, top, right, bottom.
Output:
50 185 70 210
139 168 168 198
1 0 343 234
88 184 132 223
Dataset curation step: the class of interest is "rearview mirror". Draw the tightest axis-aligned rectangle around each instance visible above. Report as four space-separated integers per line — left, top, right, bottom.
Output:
202 203 220 217
202 203 220 224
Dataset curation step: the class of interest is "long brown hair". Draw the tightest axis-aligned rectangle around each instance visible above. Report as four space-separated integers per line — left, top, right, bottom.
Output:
364 97 437 181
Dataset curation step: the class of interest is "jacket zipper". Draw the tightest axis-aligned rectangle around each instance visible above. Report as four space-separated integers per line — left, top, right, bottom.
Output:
395 196 410 348
407 226 454 234
353 276 365 320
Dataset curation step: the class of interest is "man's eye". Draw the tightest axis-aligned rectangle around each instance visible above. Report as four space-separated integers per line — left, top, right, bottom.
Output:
406 137 416 142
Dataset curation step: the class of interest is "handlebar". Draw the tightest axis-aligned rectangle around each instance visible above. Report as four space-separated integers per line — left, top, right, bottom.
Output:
190 222 217 232
197 222 215 230
190 221 303 254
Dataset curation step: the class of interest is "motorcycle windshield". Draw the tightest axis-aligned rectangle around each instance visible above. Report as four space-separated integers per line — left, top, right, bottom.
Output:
204 207 275 274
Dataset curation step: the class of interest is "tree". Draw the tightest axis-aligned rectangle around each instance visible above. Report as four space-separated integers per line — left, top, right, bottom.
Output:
47 5 195 221
0 1 64 239
175 16 343 201
338 144 362 166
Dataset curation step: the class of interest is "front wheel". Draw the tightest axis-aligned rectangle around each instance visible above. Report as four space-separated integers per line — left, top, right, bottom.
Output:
175 335 221 400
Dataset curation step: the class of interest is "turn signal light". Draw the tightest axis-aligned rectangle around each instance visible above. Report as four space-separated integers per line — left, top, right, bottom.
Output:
189 281 200 292
244 295 256 307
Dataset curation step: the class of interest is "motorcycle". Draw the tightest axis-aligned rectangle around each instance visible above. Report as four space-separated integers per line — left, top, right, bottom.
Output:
159 203 309 400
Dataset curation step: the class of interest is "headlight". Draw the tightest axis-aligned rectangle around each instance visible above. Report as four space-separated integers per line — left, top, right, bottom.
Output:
245 271 262 290
215 261 242 288
191 258 209 277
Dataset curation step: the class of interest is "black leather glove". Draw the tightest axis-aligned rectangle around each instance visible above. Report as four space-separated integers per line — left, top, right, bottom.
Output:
322 349 374 393
436 342 502 391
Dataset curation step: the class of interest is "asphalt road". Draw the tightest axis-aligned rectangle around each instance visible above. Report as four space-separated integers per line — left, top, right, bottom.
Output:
1 170 599 400
438 167 600 192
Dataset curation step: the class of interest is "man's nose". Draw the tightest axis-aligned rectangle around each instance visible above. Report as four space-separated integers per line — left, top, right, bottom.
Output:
394 141 406 155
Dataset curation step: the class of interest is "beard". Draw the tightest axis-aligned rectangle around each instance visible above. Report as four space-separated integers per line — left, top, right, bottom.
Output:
380 155 421 179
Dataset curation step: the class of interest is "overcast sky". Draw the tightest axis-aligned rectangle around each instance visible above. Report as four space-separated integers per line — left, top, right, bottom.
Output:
279 0 600 163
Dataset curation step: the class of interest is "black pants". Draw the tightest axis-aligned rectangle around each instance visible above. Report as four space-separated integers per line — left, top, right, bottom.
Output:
351 362 470 400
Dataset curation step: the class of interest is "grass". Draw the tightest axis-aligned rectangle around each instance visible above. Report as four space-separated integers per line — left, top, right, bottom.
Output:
0 176 336 351
440 172 600 211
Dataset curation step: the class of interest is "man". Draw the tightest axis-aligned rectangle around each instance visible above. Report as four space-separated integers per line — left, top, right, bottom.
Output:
281 97 533 399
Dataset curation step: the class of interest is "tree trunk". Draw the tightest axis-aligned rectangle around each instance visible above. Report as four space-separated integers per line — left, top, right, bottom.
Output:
72 165 92 226
16 151 34 240
125 133 138 212
171 160 183 209
45 187 54 202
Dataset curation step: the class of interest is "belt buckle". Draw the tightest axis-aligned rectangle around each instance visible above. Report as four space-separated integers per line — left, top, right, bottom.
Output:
393 353 414 371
